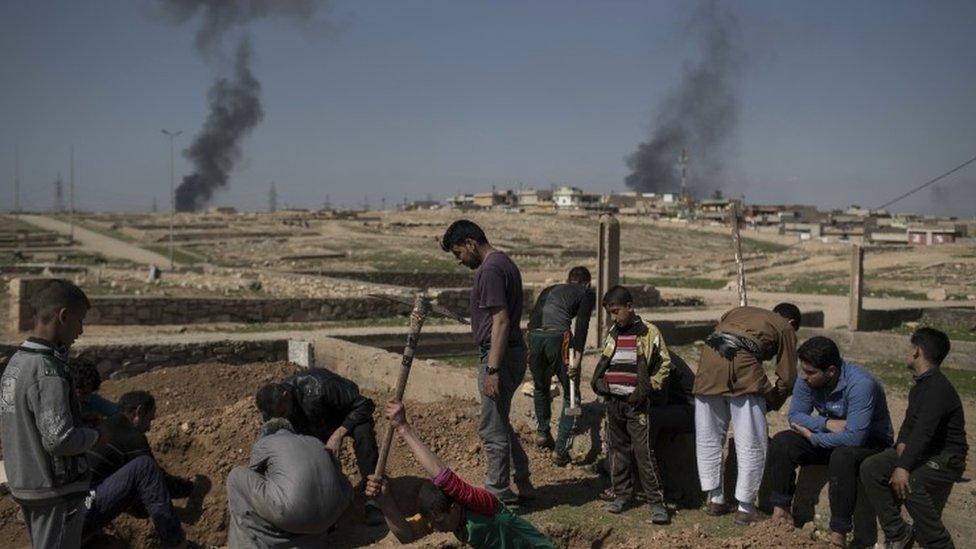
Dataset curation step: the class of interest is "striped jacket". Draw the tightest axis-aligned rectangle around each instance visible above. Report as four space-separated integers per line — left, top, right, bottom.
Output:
591 318 672 405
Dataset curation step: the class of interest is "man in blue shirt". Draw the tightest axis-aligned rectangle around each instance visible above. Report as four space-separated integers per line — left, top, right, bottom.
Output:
767 336 893 548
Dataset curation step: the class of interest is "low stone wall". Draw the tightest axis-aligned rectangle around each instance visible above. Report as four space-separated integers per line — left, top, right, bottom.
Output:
0 339 288 379
859 306 975 332
84 295 409 326
293 270 474 289
434 284 663 319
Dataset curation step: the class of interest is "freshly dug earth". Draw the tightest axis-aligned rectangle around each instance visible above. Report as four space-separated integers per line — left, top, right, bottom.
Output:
0 361 829 548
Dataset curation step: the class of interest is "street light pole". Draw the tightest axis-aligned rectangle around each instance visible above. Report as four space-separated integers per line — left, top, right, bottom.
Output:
161 129 183 271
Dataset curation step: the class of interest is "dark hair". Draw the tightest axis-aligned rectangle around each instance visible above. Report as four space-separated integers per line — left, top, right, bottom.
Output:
567 266 591 285
773 302 802 329
118 391 155 415
797 336 842 371
602 285 632 307
69 358 101 392
440 219 488 252
255 383 296 421
911 327 951 366
30 279 90 323
418 481 453 518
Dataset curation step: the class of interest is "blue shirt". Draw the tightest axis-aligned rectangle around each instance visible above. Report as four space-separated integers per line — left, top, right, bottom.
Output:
789 361 894 449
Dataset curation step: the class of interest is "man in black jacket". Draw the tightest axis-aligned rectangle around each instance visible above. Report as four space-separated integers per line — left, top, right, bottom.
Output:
256 367 382 524
860 328 968 549
526 266 596 464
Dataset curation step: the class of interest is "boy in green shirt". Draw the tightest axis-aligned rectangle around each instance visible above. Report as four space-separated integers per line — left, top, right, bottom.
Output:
366 401 554 548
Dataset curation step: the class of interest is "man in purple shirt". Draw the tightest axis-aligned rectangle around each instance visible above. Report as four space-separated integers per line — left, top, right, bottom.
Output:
441 219 532 505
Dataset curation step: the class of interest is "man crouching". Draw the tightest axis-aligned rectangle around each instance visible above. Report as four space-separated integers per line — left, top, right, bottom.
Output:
226 384 354 548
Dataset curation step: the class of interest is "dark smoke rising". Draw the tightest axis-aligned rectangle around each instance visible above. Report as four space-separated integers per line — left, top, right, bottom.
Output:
158 0 330 55
624 3 742 196
158 0 332 211
176 39 263 212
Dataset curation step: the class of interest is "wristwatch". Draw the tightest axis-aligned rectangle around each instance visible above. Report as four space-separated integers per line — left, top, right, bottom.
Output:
485 366 499 375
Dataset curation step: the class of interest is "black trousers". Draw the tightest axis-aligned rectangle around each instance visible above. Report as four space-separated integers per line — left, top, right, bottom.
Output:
607 397 663 504
767 430 883 536
83 455 185 547
860 448 963 549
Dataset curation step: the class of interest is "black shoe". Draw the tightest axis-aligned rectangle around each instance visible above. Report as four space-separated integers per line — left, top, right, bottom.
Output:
552 449 571 467
648 503 671 525
605 497 630 514
885 528 915 549
534 432 555 450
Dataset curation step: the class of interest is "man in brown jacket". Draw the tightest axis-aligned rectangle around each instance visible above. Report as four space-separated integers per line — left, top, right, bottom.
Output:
693 303 801 525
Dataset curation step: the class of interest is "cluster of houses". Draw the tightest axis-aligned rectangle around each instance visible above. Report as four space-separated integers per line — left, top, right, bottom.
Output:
403 185 968 246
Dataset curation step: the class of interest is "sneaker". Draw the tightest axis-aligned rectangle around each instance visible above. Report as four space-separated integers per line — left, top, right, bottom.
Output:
704 501 731 516
534 432 555 450
364 501 385 526
513 478 536 501
734 509 769 526
605 497 630 514
885 528 915 549
648 503 671 525
599 487 616 501
551 449 571 467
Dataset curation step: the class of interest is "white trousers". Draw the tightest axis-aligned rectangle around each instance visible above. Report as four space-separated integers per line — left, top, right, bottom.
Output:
694 394 768 505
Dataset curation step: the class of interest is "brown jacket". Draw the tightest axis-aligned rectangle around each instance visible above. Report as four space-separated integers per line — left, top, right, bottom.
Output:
692 306 797 406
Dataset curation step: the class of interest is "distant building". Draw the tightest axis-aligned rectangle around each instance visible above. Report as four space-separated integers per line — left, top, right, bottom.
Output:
515 189 553 208
697 198 741 223
908 225 959 245
403 200 441 211
553 186 583 209
210 206 238 215
448 193 475 209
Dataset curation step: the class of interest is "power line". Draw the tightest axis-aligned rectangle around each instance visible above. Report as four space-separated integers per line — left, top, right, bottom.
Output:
876 153 976 210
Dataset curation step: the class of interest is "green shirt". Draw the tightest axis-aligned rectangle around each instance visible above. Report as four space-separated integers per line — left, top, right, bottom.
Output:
463 506 555 549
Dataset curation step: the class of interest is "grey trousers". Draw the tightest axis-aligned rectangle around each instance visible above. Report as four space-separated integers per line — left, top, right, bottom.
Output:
17 494 87 549
479 345 531 501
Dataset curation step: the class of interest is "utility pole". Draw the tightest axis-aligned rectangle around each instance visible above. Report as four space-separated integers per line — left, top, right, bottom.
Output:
13 146 20 212
161 129 183 271
54 173 64 213
69 146 75 244
268 181 277 213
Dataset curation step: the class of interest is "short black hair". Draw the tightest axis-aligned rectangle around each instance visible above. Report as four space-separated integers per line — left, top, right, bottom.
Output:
567 266 591 285
797 336 842 371
118 391 155 415
911 327 951 366
773 302 802 329
30 279 91 323
440 219 488 252
69 358 101 392
418 481 452 518
602 285 632 307
255 383 296 421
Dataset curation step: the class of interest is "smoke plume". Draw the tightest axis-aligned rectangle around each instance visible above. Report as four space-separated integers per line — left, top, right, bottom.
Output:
624 2 742 196
158 0 331 211
176 39 263 212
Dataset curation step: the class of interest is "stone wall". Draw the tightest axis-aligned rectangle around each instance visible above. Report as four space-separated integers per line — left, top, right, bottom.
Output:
84 295 409 326
434 284 663 318
0 338 288 379
294 270 474 289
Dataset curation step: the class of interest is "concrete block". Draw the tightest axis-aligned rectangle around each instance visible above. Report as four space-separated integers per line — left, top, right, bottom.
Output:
288 340 314 368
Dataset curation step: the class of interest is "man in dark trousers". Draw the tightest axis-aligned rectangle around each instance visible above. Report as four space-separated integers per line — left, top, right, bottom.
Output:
256 367 381 524
86 391 199 508
0 279 188 548
860 328 968 549
441 219 532 505
767 336 893 548
526 265 595 465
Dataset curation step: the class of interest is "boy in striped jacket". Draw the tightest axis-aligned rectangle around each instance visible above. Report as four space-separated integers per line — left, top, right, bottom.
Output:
591 285 673 524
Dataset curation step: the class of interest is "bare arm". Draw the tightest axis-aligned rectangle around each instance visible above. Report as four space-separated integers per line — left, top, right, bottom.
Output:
385 401 448 477
365 475 417 543
487 306 510 371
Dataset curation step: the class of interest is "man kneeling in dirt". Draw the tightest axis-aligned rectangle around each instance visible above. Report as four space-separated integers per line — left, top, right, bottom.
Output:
87 391 204 519
256 367 384 524
227 384 354 548
366 401 554 548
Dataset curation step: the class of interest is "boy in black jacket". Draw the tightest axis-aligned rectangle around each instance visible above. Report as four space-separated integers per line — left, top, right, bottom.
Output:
860 328 968 549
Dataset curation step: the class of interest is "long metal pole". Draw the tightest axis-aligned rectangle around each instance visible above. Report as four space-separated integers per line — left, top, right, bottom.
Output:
69 146 75 244
13 146 20 212
168 134 175 270
730 202 747 306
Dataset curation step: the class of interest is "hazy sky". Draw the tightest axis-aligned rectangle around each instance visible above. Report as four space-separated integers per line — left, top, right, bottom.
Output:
2 1 975 215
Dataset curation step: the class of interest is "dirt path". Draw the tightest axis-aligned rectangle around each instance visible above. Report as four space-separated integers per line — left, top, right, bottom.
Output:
16 214 172 267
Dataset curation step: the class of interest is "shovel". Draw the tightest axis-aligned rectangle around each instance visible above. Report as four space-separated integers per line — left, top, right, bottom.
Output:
566 348 582 417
